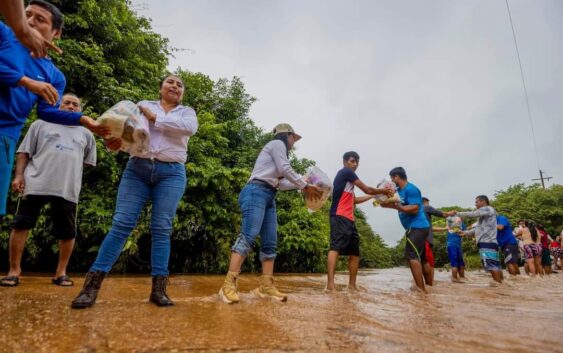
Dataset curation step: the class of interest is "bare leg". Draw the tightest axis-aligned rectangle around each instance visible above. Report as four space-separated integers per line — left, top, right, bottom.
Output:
526 258 536 275
228 252 247 273
507 263 520 275
534 257 543 276
326 250 339 291
451 267 459 281
422 262 433 286
7 229 30 277
54 239 75 282
490 270 503 283
262 259 274 275
348 255 359 290
408 259 426 293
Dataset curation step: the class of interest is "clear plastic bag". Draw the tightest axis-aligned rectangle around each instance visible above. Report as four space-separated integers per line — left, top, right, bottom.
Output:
446 216 463 233
372 179 399 207
98 101 150 154
303 166 332 212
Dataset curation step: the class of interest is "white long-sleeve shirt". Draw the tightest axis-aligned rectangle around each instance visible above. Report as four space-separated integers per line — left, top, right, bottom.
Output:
133 100 198 163
249 140 307 191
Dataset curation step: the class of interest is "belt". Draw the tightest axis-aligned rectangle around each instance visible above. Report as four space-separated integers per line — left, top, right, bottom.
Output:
131 156 177 164
248 179 278 192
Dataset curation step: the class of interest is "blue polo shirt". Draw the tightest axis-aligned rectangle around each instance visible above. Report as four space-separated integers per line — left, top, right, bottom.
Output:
397 182 429 230
0 22 82 140
496 215 518 247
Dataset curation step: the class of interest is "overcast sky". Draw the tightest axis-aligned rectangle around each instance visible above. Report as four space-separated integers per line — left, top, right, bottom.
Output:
133 0 562 245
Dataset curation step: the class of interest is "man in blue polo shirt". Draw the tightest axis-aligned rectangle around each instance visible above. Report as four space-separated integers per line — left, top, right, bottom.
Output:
497 214 520 276
382 167 431 293
0 0 107 216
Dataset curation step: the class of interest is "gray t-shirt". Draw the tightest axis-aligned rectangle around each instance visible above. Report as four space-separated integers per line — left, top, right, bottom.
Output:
17 120 97 203
457 206 498 244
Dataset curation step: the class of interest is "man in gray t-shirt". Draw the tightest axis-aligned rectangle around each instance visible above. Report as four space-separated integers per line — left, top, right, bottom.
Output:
0 94 96 287
446 195 503 283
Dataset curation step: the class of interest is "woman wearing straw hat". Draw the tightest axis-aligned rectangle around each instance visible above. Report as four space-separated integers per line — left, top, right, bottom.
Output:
219 123 322 303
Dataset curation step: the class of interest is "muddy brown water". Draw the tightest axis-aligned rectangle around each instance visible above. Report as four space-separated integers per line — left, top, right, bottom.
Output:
1 268 562 353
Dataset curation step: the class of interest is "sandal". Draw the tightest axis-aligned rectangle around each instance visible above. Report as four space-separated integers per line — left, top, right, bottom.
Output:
0 275 20 287
52 275 73 287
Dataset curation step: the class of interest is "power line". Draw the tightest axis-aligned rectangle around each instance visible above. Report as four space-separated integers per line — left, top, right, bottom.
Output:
505 0 541 171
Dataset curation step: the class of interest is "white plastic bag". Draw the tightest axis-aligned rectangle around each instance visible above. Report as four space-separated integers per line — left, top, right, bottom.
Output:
372 179 399 207
446 216 463 233
98 101 150 154
303 166 332 212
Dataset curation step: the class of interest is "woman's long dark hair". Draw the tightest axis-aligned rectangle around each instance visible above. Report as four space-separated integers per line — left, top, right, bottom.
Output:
525 220 539 243
273 132 292 158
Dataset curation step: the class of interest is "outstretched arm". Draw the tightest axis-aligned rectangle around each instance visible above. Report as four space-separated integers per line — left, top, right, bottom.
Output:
353 179 394 197
354 195 374 205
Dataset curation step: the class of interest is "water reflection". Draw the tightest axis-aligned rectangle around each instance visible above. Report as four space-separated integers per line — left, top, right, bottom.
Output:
1 268 562 352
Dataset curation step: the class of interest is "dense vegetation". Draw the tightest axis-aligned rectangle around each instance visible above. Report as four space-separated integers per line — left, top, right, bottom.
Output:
0 0 394 274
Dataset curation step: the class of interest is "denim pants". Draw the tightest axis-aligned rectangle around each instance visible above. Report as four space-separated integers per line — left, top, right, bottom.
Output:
231 183 278 262
91 157 186 276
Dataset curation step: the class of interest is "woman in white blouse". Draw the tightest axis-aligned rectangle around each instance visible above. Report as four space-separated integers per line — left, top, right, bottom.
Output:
219 123 321 304
71 75 197 309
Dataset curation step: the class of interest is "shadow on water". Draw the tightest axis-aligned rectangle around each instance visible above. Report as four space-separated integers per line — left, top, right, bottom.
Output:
1 268 562 352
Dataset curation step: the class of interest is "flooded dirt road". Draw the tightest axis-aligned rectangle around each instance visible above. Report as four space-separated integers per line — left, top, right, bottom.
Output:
1 268 562 353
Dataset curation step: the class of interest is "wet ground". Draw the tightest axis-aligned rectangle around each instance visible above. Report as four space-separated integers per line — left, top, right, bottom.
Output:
1 268 562 353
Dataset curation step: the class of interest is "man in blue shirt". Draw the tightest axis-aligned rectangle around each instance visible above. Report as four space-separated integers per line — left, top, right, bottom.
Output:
496 214 521 276
382 167 431 293
0 0 107 216
0 0 61 57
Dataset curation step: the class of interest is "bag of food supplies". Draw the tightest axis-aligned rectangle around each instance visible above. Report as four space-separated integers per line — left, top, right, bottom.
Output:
98 100 150 154
303 166 332 212
372 179 400 207
446 216 463 233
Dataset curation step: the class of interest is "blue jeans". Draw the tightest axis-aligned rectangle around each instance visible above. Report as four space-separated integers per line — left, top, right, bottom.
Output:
231 183 278 262
91 157 186 276
0 135 16 216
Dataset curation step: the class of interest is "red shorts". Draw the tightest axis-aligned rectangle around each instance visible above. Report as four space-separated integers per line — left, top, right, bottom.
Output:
425 242 435 268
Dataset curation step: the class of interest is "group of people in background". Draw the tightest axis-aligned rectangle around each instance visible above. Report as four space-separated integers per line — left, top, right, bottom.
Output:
0 1 561 309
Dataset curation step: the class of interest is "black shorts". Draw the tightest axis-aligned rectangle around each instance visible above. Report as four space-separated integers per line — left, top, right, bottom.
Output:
329 216 359 256
404 228 429 262
12 195 77 239
502 243 520 265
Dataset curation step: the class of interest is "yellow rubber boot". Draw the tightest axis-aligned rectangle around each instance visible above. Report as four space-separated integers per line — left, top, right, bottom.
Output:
219 271 240 304
253 275 287 302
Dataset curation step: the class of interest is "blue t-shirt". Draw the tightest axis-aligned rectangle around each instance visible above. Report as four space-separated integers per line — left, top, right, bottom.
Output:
447 222 466 248
330 167 358 221
397 182 429 230
0 22 82 139
496 215 517 247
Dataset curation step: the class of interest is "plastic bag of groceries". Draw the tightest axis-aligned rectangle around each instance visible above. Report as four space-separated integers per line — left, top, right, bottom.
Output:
446 216 463 233
372 179 400 207
303 166 332 212
98 101 150 154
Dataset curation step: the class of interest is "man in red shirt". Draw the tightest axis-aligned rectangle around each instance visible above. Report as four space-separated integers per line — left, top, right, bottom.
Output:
325 151 392 291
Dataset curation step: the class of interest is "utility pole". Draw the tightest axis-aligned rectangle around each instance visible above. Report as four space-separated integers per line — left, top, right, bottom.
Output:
532 170 553 189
